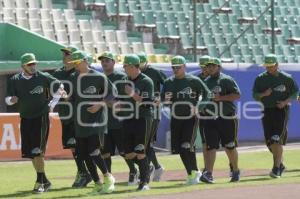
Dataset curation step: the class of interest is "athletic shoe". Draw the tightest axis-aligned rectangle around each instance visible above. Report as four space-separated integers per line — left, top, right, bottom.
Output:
100 174 115 194
149 165 155 181
128 171 139 186
230 170 240 182
186 170 200 185
229 163 233 177
137 182 150 191
153 166 164 182
71 172 81 187
72 172 92 188
32 182 44 194
269 167 281 178
43 181 52 192
89 182 103 195
200 171 214 184
279 163 286 176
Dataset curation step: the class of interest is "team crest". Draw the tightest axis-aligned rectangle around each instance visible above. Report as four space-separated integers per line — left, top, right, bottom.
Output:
273 85 286 92
30 86 43 94
212 86 222 93
178 87 192 95
83 86 97 94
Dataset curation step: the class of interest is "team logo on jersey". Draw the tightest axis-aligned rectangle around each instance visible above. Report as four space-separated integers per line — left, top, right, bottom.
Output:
212 86 222 93
273 85 286 92
30 86 43 95
141 92 149 98
178 87 192 95
83 86 97 94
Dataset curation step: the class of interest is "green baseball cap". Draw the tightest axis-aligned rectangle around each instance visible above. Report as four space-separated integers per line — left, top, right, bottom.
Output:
263 54 278 67
137 52 148 64
68 50 88 64
199 55 210 67
207 57 221 66
123 54 140 65
60 45 79 53
21 53 37 65
171 55 186 66
98 51 115 61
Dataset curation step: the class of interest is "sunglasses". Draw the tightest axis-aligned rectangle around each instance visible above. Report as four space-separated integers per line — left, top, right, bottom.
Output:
171 65 182 70
63 51 71 56
26 62 36 67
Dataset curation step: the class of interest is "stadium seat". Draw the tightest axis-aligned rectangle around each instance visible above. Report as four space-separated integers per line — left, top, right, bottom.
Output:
107 42 120 54
120 43 132 54
43 29 56 40
105 30 117 43
56 30 69 45
3 8 16 23
64 9 76 21
93 30 104 42
17 18 30 29
105 0 117 17
3 0 16 9
15 8 27 19
54 20 65 32
132 42 145 53
16 0 27 9
28 0 40 9
41 0 53 9
180 33 193 50
144 43 155 54
116 30 128 43
79 19 92 31
41 19 53 31
69 29 81 45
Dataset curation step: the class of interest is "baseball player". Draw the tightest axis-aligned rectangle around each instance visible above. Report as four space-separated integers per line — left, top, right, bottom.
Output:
200 57 241 183
252 54 299 178
197 55 210 173
68 50 115 194
119 54 154 191
162 55 210 185
6 53 65 193
98 51 139 185
52 46 93 188
137 52 167 182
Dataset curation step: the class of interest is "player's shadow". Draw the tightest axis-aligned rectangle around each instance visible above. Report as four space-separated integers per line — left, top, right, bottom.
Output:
0 190 35 198
239 177 274 183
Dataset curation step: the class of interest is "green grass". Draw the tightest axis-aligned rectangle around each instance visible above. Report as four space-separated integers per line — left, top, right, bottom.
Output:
1 149 300 198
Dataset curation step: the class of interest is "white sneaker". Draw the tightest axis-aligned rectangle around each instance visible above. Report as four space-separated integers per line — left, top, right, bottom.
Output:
153 167 164 182
186 170 200 185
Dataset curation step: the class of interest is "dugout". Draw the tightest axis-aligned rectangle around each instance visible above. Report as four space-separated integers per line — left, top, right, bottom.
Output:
0 22 64 112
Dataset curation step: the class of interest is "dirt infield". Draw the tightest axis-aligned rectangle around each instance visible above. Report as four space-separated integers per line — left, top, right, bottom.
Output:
139 184 300 199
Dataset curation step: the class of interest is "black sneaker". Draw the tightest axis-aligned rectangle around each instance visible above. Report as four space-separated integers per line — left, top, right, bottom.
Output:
137 182 150 191
200 171 214 184
269 167 281 178
72 173 92 188
230 170 240 182
43 181 52 192
128 171 139 186
279 163 286 176
33 182 44 194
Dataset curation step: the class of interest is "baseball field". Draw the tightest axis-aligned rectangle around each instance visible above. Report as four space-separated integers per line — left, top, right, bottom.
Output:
1 145 300 199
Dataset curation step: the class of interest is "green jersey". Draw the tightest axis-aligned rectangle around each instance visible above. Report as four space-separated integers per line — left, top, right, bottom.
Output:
70 69 114 138
198 73 208 81
252 70 299 108
106 70 126 130
120 73 154 119
6 71 60 119
52 67 76 124
204 72 241 116
162 74 210 117
141 66 167 95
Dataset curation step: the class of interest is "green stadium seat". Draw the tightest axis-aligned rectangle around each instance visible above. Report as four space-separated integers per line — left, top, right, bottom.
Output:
254 55 263 64
251 5 261 16
282 45 293 56
230 44 241 56
144 10 156 28
140 0 152 11
277 0 286 7
151 2 161 11
203 33 216 45
286 0 296 7
287 56 296 63
155 11 166 22
287 16 297 25
275 45 284 55
119 0 130 16
156 22 168 38
171 2 183 11
276 35 287 45
236 36 248 46
243 55 254 63
276 16 287 25
203 4 213 13
133 10 145 27
280 24 291 38
246 34 258 45
214 33 226 44
166 11 176 22
295 45 300 55
161 2 170 11
211 23 221 33
240 45 251 56
196 4 204 13
233 55 242 63
196 33 206 47
178 22 189 34
128 0 138 12
200 23 212 34
218 44 231 58
252 45 263 55
262 45 271 55
167 22 180 38
208 45 219 57
225 33 235 45
180 33 193 50
219 14 229 25
280 7 290 16
257 0 268 7
291 25 300 37
177 12 188 23
182 3 192 13
253 24 263 35
277 55 286 63
105 0 117 16
210 0 220 8
232 5 242 17
221 24 232 34
229 14 239 25
238 0 248 5
232 24 242 35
